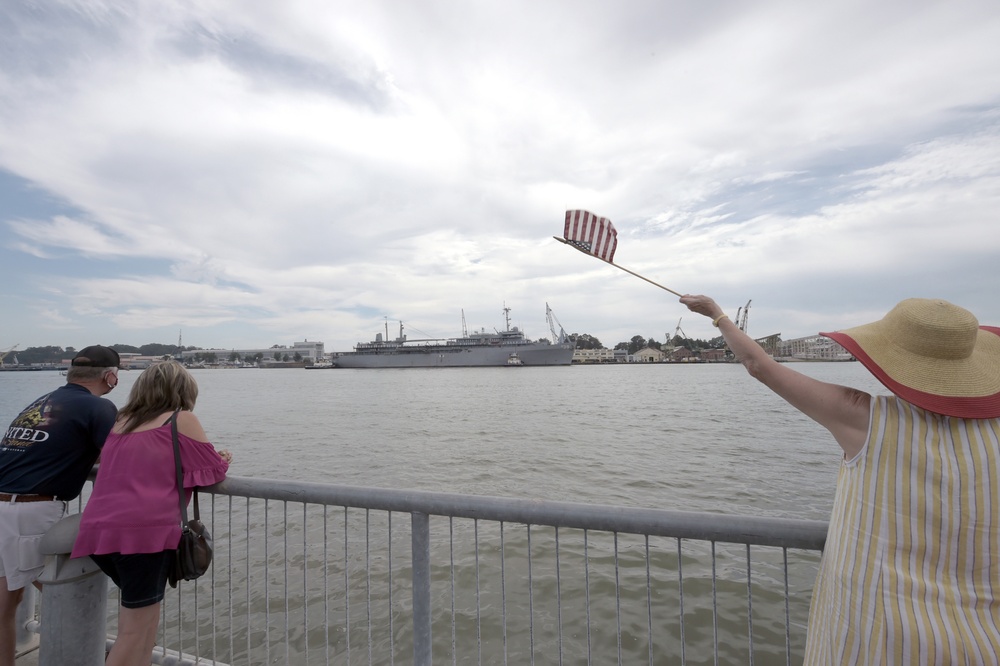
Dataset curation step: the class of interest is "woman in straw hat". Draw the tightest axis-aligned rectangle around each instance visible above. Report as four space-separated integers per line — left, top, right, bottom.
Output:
680 294 1000 665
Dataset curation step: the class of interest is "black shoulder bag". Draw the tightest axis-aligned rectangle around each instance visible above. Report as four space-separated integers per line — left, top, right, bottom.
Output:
167 410 214 588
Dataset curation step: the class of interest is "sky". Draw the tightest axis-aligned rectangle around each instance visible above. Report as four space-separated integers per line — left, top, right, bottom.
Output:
2 1 999 355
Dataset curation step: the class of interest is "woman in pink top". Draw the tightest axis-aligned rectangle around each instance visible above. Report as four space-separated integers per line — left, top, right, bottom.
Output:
71 361 232 666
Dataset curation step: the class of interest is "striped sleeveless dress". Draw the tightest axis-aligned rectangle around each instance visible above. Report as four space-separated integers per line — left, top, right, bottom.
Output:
804 395 1000 665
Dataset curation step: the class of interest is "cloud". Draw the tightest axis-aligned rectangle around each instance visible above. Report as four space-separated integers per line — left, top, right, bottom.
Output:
1 1 999 351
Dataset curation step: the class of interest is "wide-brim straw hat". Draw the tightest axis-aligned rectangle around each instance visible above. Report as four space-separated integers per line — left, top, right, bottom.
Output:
820 298 1000 419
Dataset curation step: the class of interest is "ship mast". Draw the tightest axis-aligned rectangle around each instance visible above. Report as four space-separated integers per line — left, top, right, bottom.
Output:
502 304 512 332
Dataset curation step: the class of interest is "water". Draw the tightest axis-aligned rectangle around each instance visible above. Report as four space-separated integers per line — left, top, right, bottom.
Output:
1 364 883 518
181 364 878 518
1 362 887 663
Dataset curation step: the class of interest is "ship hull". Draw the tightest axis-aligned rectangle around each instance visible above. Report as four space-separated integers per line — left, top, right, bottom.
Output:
334 343 574 368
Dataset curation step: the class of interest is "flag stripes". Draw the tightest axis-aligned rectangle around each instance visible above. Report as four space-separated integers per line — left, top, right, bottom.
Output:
563 210 618 263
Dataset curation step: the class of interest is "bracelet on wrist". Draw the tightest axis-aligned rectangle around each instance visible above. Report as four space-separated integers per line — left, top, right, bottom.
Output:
712 314 730 327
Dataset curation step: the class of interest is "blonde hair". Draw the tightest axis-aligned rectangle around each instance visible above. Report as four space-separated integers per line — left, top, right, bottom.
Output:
117 361 199 433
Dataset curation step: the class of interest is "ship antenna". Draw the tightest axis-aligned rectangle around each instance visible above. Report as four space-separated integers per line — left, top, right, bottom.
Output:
503 303 511 332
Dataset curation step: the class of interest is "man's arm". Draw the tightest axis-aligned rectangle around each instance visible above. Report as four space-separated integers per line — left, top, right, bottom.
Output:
90 399 118 451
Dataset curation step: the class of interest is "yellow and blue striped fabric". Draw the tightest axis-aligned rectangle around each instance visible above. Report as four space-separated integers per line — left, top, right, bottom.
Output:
804 395 1000 665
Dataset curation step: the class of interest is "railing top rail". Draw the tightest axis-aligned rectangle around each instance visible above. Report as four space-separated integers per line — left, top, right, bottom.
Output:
205 475 828 550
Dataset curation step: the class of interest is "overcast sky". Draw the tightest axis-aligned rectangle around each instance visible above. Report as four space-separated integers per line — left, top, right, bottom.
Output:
2 1 999 355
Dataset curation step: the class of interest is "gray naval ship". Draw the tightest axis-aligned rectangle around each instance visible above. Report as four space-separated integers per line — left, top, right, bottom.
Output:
334 304 574 368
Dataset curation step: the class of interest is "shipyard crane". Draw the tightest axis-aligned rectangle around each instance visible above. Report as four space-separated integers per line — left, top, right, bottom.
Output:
546 303 568 344
735 300 751 333
0 344 18 367
671 317 700 353
673 318 688 341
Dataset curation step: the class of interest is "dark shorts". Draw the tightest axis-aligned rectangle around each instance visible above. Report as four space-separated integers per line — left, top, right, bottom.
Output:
91 550 174 609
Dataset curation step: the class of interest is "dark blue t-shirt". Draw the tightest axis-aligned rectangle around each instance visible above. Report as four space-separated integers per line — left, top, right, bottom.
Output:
0 383 117 500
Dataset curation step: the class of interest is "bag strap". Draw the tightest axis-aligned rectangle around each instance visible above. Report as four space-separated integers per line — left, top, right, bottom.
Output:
169 410 200 527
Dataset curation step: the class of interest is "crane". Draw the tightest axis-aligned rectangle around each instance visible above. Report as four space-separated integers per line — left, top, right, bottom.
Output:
735 300 751 333
546 303 568 344
673 318 688 341
669 317 699 353
0 344 18 367
663 325 677 352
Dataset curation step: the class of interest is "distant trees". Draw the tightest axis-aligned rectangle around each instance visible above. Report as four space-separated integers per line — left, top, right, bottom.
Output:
110 343 179 357
141 343 184 357
9 346 67 365
111 344 141 354
609 333 717 354
568 333 603 350
7 342 202 366
545 330 718 355
626 336 646 354
556 329 707 355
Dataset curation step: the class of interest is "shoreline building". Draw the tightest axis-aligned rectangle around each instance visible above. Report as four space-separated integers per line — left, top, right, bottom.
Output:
177 340 327 366
572 348 617 364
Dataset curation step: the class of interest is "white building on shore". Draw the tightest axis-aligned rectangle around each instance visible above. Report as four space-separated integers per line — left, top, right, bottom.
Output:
572 348 617 363
176 340 326 365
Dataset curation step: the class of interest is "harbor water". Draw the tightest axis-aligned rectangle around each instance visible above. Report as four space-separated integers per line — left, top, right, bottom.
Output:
2 362 886 663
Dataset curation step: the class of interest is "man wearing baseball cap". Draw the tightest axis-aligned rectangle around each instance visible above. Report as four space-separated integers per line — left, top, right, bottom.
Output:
0 345 120 665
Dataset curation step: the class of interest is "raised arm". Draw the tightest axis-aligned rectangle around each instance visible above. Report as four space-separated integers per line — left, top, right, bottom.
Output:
679 295 871 459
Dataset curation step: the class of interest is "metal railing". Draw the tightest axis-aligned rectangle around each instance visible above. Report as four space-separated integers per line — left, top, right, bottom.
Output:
26 475 829 665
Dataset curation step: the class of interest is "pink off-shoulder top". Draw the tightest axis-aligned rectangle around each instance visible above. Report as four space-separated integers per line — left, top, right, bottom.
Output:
71 420 228 558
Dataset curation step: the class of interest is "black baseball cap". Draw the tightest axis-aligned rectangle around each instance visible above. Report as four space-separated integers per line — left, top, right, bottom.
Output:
71 345 120 368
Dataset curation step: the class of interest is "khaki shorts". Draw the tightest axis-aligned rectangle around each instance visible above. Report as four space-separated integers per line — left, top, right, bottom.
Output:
0 500 67 590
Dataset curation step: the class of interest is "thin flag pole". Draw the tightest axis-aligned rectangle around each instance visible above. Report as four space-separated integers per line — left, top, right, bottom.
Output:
553 236 684 297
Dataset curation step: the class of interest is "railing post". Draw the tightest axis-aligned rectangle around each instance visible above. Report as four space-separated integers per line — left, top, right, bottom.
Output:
36 514 108 666
411 511 432 666
14 586 37 655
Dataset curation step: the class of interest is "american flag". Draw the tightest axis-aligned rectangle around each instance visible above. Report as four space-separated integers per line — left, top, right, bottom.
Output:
563 210 618 263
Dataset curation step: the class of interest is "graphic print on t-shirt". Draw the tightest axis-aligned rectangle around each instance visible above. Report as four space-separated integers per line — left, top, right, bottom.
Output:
1 394 54 451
